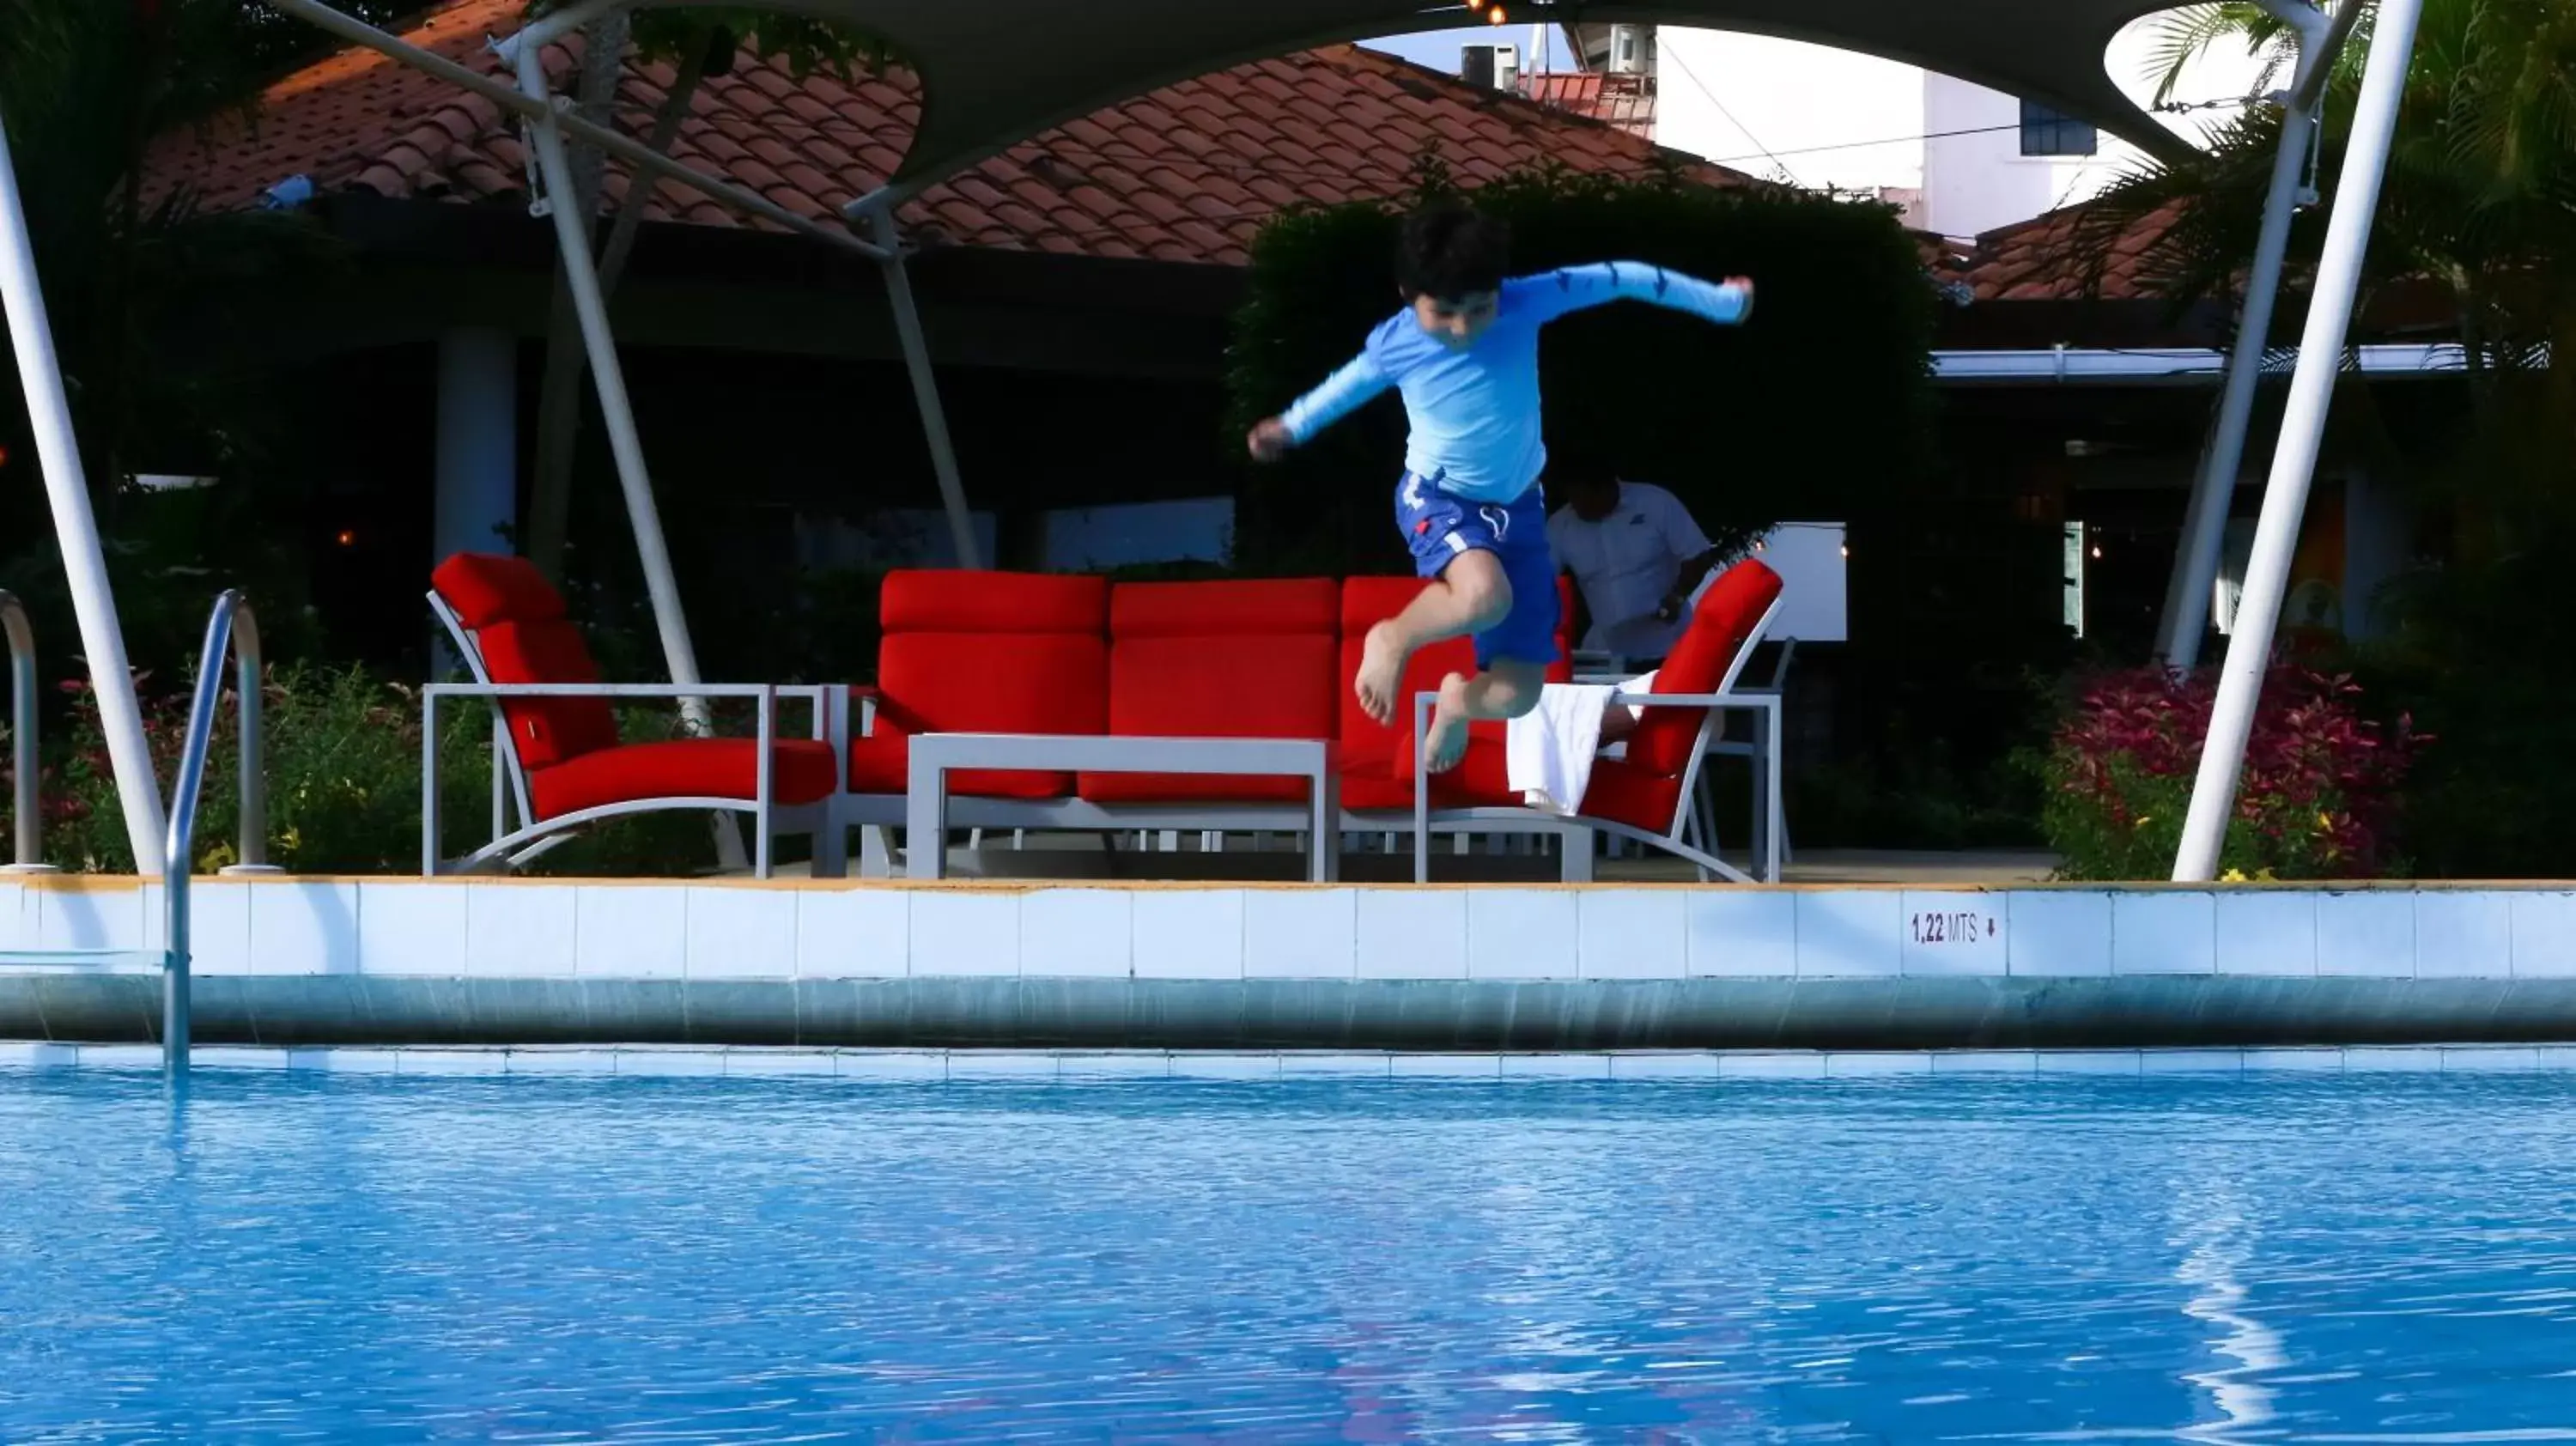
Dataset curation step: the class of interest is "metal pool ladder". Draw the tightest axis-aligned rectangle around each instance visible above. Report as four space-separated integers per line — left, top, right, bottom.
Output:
0 591 268 1075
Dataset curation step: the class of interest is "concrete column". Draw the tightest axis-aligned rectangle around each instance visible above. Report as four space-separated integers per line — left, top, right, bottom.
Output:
2341 468 2408 640
433 328 519 564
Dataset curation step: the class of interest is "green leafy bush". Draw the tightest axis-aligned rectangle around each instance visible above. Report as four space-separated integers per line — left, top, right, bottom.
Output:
2038 663 2426 881
6 664 730 877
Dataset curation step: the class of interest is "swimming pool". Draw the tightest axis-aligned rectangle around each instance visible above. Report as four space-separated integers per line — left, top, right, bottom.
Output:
1 1069 2570 1443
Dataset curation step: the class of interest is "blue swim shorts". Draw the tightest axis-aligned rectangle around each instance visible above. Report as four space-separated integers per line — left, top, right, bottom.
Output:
1393 472 1559 669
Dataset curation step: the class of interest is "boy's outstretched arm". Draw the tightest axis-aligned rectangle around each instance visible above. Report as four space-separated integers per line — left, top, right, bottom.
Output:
1249 350 1389 461
1513 261 1755 328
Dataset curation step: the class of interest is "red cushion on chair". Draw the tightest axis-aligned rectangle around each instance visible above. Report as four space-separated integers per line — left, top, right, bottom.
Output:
1578 758 1689 836
849 632 1107 799
879 569 1107 635
433 552 568 628
527 738 837 822
472 618 623 769
1626 559 1783 777
1383 733 1687 838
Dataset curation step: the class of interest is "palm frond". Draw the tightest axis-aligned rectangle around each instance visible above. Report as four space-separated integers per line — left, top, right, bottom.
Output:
2141 2 2300 106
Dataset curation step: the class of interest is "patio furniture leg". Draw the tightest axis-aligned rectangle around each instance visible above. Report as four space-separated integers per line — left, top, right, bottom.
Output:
1558 823 1595 883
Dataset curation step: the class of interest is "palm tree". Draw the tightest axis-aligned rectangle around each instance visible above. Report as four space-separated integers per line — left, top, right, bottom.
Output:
2075 0 2576 554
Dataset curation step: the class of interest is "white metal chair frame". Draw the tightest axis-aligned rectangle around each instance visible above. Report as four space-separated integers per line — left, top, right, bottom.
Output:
1575 635 1797 866
1414 595 1787 884
423 593 843 879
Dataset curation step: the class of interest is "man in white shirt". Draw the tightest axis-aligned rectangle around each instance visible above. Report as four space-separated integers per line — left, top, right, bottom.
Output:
1545 465 1732 661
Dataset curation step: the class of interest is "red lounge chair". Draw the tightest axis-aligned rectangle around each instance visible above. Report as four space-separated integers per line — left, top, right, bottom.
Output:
1394 557 1787 882
424 553 841 878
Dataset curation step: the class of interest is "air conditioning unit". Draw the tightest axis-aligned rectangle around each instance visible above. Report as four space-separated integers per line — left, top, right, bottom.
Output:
1461 43 1520 93
1606 24 1652 76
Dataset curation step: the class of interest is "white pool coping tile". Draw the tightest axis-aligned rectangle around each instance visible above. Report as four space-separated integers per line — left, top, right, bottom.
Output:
0 1042 2564 1078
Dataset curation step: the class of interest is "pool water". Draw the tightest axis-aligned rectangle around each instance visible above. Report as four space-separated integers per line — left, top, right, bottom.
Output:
2 1068 2573 1443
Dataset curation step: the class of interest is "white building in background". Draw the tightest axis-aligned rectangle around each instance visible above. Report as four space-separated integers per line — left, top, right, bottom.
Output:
1461 19 2271 240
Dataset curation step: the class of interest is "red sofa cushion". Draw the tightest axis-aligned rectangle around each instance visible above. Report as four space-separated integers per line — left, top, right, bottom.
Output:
1111 577 1338 639
1079 636 1340 804
1080 580 1339 805
528 738 838 822
434 552 568 628
851 633 1109 799
1626 560 1783 777
854 570 1110 799
879 568 1107 635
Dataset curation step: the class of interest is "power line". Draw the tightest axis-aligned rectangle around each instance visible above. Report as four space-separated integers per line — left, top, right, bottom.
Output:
1655 41 1804 186
1693 95 2252 167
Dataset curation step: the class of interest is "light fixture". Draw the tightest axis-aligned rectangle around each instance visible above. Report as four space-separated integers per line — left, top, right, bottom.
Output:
1487 3 1507 22
2089 544 2103 560
1839 544 1849 558
336 528 358 549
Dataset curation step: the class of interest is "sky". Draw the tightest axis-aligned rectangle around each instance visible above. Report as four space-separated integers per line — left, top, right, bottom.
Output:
1360 25 1581 78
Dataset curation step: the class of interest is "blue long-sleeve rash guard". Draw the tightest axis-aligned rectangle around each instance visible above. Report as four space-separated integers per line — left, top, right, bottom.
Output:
1278 262 1751 503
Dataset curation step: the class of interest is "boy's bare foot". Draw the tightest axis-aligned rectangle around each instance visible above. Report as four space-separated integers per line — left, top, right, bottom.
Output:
1423 672 1474 775
1355 620 1405 726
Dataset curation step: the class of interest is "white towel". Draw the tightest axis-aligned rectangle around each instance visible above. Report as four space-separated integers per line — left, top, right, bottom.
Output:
1506 671 1657 815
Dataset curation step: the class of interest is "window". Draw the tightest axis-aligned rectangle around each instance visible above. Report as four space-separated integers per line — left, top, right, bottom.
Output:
2019 100 2098 157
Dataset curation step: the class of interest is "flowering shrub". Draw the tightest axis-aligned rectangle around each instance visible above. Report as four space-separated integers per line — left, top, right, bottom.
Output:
2039 664 2427 881
3 665 708 875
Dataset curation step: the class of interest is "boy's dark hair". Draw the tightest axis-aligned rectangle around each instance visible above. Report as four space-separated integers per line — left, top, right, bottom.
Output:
1396 200 1510 301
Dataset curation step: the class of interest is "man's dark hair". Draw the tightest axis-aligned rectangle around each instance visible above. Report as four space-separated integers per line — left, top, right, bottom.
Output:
1396 200 1510 301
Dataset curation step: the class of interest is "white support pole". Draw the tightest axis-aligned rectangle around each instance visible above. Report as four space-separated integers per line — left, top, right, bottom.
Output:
867 207 983 569
513 46 702 701
513 45 746 872
0 108 169 873
2153 100 2316 668
2155 0 2351 666
2173 0 2424 882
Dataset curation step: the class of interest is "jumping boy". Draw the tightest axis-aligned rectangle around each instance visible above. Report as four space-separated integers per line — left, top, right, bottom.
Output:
1247 199 1755 773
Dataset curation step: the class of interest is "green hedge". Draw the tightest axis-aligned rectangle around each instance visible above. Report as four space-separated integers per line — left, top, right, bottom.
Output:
1223 162 1939 576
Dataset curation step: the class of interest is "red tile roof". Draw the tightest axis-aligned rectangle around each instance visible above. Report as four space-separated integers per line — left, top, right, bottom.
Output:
143 0 1752 267
1515 73 1656 139
1954 201 2184 303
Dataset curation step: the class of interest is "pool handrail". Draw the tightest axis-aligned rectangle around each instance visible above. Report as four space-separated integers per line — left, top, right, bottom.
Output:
162 590 267 1073
0 590 44 873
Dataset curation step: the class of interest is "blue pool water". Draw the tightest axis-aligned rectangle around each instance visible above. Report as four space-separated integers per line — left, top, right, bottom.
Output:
2 1069 2573 1443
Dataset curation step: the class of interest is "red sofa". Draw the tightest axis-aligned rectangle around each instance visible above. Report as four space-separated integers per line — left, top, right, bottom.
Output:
841 570 1575 817
840 563 1783 878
